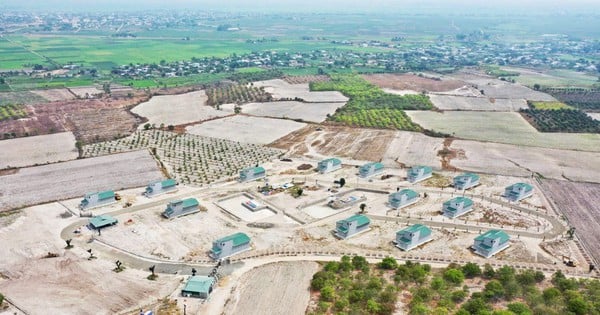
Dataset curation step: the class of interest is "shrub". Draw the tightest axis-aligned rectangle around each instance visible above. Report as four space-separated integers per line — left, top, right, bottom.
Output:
443 269 465 286
379 257 398 270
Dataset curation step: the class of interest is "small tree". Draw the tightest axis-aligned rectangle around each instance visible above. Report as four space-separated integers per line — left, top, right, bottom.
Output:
567 227 576 239
143 123 151 130
148 265 157 280
379 256 398 270
339 178 346 188
462 262 482 278
65 239 73 249
443 268 465 286
359 203 367 213
533 83 541 91
192 268 197 276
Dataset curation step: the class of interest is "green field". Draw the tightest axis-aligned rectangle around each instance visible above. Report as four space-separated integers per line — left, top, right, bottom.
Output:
503 67 600 88
0 104 28 121
529 101 574 110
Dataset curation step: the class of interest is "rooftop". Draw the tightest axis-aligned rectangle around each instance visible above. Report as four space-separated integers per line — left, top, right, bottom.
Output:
360 162 384 171
507 182 533 191
475 229 510 243
242 166 265 175
444 196 474 207
215 232 250 247
182 276 215 294
86 190 115 200
391 189 419 199
160 178 177 188
408 165 432 174
320 158 342 166
338 214 370 227
455 173 480 182
89 214 117 229
398 223 432 235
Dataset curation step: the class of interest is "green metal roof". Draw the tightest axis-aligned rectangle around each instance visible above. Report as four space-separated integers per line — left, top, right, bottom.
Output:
392 189 418 199
242 166 265 175
443 196 473 208
408 165 432 175
89 215 117 228
182 276 215 294
360 162 384 172
475 229 509 243
507 182 533 191
455 173 480 181
161 178 177 188
182 198 199 208
338 214 370 227
215 232 250 247
320 158 342 166
87 190 114 200
398 224 431 235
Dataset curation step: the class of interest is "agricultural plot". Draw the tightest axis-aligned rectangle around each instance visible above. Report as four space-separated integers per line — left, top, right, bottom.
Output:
538 180 600 266
253 79 348 102
186 115 306 145
68 86 105 98
131 90 229 128
0 150 163 211
529 101 573 110
545 89 600 110
0 132 78 169
363 73 467 92
0 103 28 121
82 130 284 186
240 101 344 123
450 72 556 101
406 111 600 152
283 75 330 84
504 67 600 88
0 91 46 105
428 95 527 111
383 131 445 168
206 84 272 106
520 108 600 133
30 89 76 102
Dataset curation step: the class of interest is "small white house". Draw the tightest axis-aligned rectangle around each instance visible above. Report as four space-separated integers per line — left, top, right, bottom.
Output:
239 166 266 182
145 179 178 197
388 189 419 209
79 190 116 210
209 232 251 260
504 183 534 202
442 196 474 219
407 165 433 183
318 158 342 174
472 229 510 258
395 224 433 251
359 162 384 178
162 198 200 218
335 214 370 239
453 173 480 190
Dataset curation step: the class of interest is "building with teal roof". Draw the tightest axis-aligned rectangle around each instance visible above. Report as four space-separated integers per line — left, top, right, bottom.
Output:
472 229 510 258
181 276 216 299
504 183 534 202
395 224 433 251
145 178 178 197
359 162 384 178
89 214 118 229
407 165 433 183
389 189 420 209
318 158 342 174
453 173 480 190
210 232 251 260
335 214 370 239
239 166 266 182
162 198 200 219
79 190 116 210
443 196 474 219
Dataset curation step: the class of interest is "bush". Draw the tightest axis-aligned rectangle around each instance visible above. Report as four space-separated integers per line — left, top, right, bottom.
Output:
379 257 398 270
462 262 482 278
443 269 465 286
507 302 532 315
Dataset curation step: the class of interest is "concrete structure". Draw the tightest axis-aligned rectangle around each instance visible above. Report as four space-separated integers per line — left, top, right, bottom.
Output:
389 189 419 209
241 198 267 211
504 182 534 202
89 214 118 229
472 229 510 258
162 198 200 218
239 166 266 182
79 190 116 210
395 224 433 251
453 173 480 190
328 195 366 209
318 158 342 174
407 165 433 183
359 162 384 178
210 232 251 260
144 178 178 197
181 276 216 299
335 214 370 239
443 196 474 219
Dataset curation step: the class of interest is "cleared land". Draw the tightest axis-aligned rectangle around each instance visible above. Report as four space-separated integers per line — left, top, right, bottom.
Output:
429 95 527 111
30 89 76 102
538 180 600 266
0 150 163 211
0 132 78 169
406 111 600 152
450 72 556 101
363 73 467 92
0 91 46 105
283 75 330 84
186 115 306 145
239 101 344 123
253 79 348 103
383 131 445 168
132 90 229 128
588 113 600 121
68 86 104 98
502 67 600 88
222 261 319 315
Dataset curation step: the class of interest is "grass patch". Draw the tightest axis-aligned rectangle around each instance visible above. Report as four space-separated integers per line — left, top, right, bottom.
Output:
529 101 573 110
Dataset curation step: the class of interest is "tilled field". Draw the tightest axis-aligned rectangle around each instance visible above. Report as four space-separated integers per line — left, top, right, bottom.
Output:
363 73 467 92
0 132 78 169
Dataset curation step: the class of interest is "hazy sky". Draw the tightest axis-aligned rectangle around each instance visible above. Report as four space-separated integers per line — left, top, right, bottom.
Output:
3 0 600 12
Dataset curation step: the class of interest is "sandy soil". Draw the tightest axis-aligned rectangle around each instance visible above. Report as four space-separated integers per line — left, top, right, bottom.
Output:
0 132 78 169
363 73 467 92
0 150 163 211
429 94 528 111
30 89 75 102
186 115 306 145
237 101 345 123
132 91 228 128
253 79 348 103
383 131 444 168
406 111 600 152
221 261 319 315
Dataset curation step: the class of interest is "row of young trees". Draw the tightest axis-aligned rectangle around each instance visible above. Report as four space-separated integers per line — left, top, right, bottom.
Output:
0 104 28 121
546 89 600 110
520 108 600 133
206 84 272 106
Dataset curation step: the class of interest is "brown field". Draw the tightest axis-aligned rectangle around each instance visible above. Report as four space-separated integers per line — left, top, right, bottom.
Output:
283 75 330 84
0 150 163 211
363 73 467 92
30 89 76 102
538 179 600 267
0 132 78 169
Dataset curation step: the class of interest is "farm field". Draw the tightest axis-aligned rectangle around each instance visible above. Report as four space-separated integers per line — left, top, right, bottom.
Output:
186 115 306 145
282 75 330 84
363 73 467 92
405 111 600 152
0 103 28 121
538 180 600 267
428 94 527 111
253 79 348 103
520 108 600 133
68 86 104 98
0 132 78 169
206 84 271 106
449 71 556 101
448 140 600 183
502 66 600 88
30 89 76 102
0 91 46 106
545 89 600 111
132 90 229 128
383 131 445 168
0 150 163 211
237 101 345 123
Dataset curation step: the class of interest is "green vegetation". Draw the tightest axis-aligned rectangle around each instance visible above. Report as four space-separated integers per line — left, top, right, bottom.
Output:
520 108 600 133
206 84 272 106
529 101 574 110
485 65 520 77
545 89 600 110
0 104 28 121
227 69 284 83
310 75 432 131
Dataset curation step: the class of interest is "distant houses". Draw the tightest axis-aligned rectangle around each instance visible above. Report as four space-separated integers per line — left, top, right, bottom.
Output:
239 166 266 182
407 165 433 184
472 229 510 258
162 198 200 219
181 276 216 299
145 179 178 197
453 173 480 190
318 158 342 174
359 162 384 178
504 183 534 202
209 232 251 260
89 214 118 229
79 190 116 210
335 214 370 239
395 224 433 251
443 196 474 219
389 189 419 209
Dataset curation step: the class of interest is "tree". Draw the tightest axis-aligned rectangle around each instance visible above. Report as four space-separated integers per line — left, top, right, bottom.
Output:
379 256 398 270
143 123 151 130
339 177 346 188
0 292 3 306
167 125 175 131
567 297 589 315
483 263 495 279
507 302 532 315
321 285 335 302
359 203 367 213
483 280 505 301
352 255 369 271
533 83 541 91
462 262 482 278
65 239 73 249
567 227 576 239
460 297 489 314
296 188 303 197
443 269 465 286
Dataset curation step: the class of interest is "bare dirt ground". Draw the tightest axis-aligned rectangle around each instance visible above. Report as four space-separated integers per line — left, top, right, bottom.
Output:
0 132 78 169
68 86 104 98
221 261 319 315
448 140 600 183
131 90 229 128
283 75 330 84
383 131 445 168
30 89 76 102
382 88 420 96
538 180 600 266
448 71 556 101
186 115 306 145
253 79 348 103
363 73 467 92
0 203 178 315
587 113 600 121
428 94 528 111
0 91 46 105
0 150 163 211
237 101 345 123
